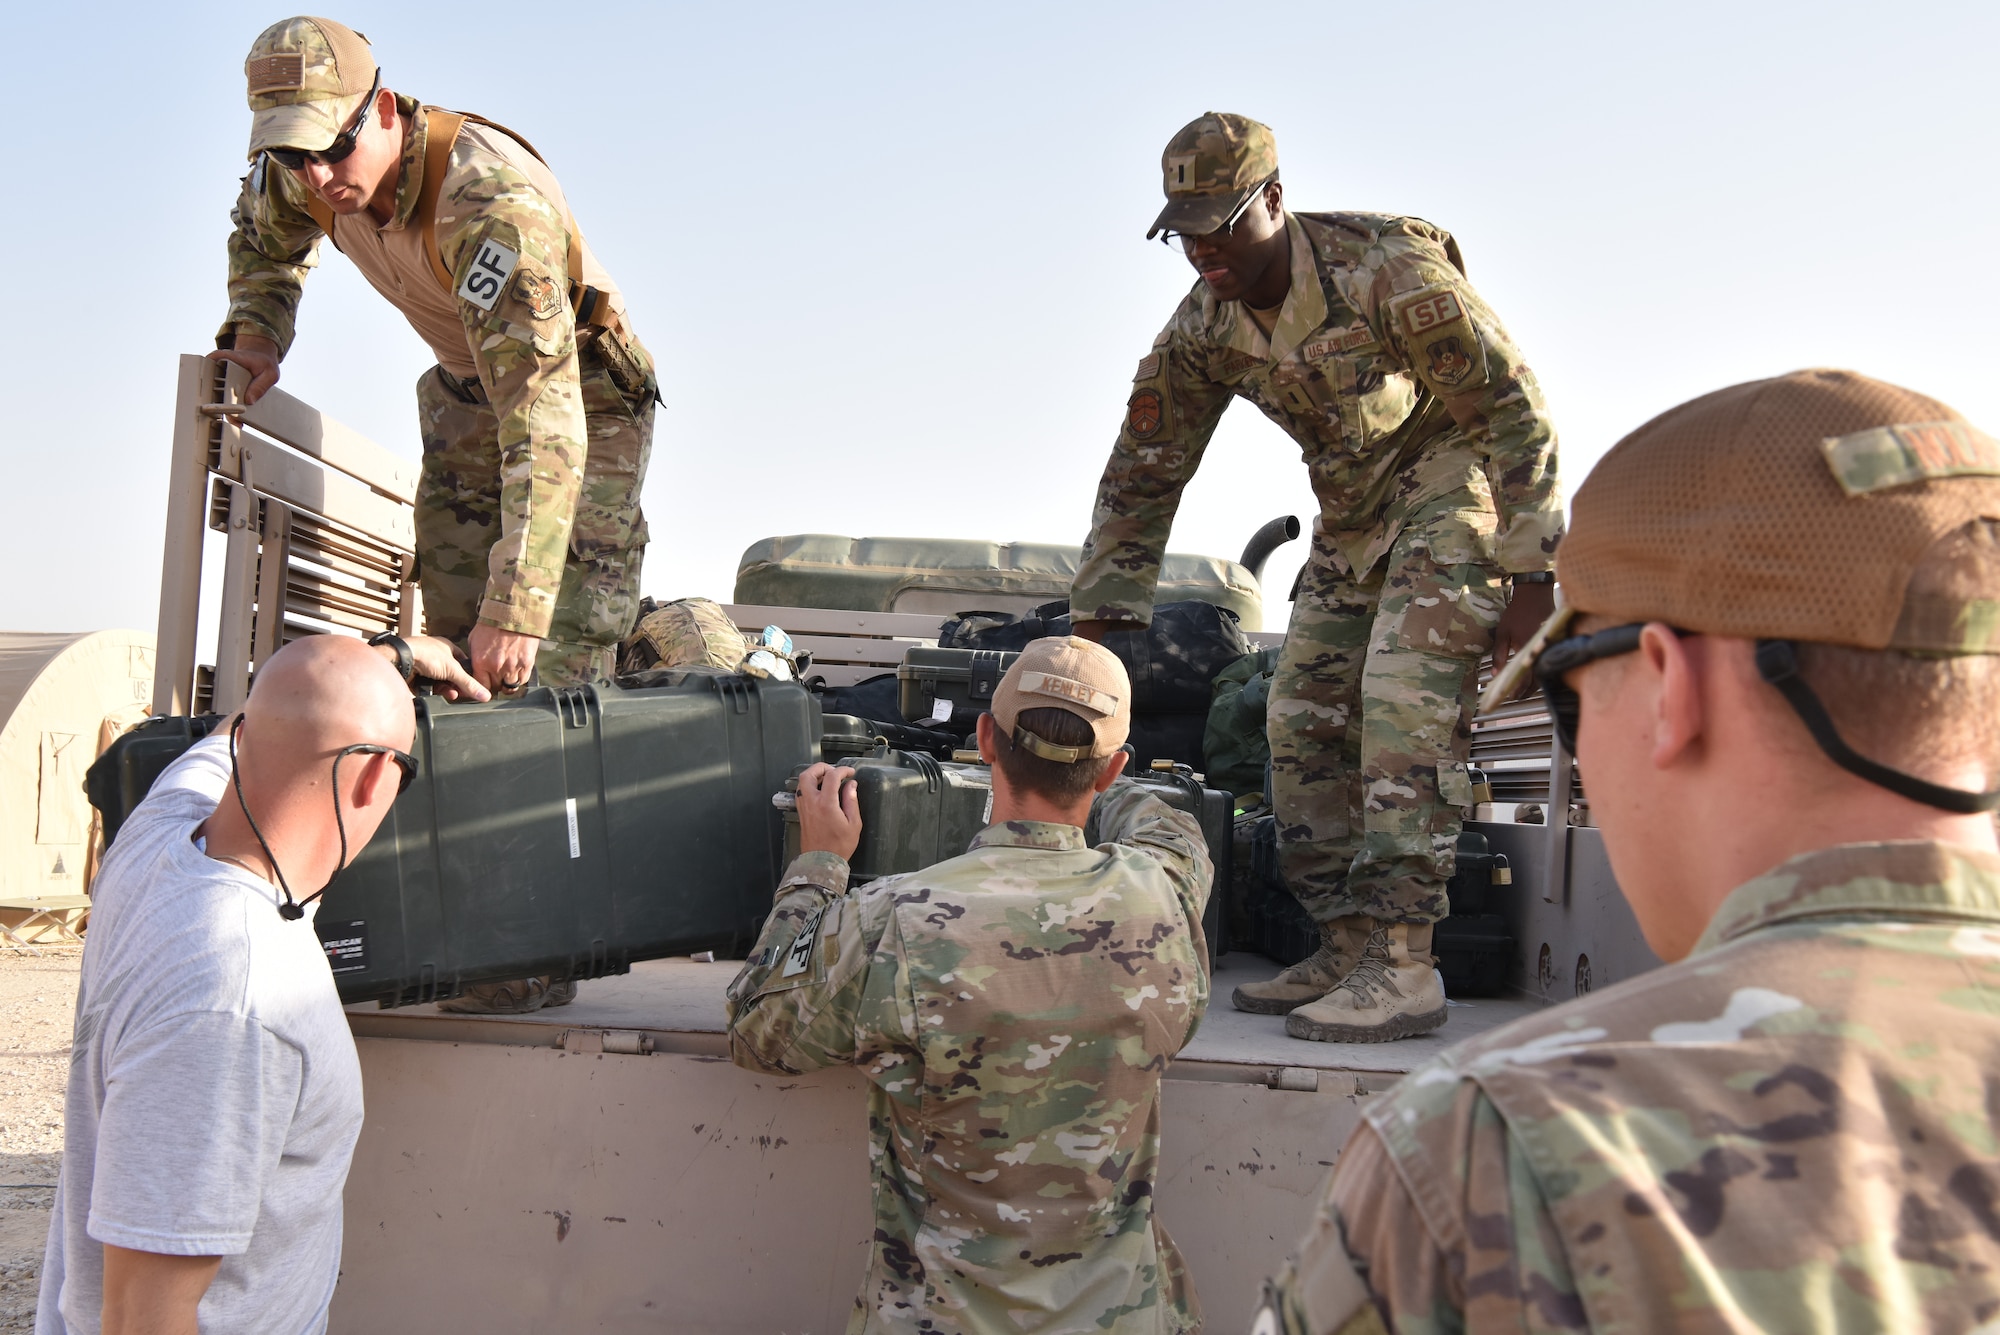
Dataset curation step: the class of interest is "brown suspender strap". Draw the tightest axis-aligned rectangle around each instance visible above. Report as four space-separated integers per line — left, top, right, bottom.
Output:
418 107 614 328
305 194 337 240
415 109 469 293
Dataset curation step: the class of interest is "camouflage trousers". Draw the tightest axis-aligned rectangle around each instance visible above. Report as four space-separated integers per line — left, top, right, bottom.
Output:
1267 491 1505 925
413 347 655 687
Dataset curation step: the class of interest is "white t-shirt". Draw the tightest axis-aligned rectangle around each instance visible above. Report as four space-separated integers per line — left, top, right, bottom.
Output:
37 734 365 1335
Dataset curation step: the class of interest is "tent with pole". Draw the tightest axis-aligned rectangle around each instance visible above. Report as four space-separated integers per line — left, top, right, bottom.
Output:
0 630 155 940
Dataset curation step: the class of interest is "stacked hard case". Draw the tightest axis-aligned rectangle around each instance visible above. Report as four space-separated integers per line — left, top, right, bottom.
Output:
88 673 820 1008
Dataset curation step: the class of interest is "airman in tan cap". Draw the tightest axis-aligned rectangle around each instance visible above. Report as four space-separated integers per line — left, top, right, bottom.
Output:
213 17 662 1013
1072 112 1564 1043
1257 369 2000 1333
728 636 1220 1331
213 17 657 716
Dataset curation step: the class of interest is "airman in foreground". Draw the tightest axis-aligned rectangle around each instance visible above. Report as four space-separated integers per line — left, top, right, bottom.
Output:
1257 369 2000 1331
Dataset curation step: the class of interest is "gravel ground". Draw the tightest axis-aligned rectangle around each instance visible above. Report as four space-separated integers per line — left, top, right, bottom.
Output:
0 946 81 1331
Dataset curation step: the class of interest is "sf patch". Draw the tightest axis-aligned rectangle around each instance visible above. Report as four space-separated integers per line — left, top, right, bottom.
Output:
1127 389 1164 439
514 269 563 322
1389 283 1489 395
458 238 519 312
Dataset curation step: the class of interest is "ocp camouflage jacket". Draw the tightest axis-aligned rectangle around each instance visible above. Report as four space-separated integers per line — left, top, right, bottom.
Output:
1073 212 1560 625
726 784 1213 1334
1263 839 2000 1334
219 98 644 639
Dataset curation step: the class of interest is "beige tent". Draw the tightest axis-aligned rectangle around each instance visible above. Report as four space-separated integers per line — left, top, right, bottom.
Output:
0 631 155 925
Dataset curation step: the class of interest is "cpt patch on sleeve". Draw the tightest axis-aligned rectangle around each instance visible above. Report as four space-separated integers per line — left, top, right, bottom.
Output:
1822 421 2000 495
458 238 520 312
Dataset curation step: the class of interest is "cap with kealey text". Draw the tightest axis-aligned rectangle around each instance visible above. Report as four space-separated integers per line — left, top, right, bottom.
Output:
991 637 1132 763
242 16 377 159
1147 112 1279 241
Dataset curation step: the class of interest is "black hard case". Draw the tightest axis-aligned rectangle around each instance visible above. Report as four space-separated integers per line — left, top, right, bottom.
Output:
782 751 1231 957
90 676 819 1008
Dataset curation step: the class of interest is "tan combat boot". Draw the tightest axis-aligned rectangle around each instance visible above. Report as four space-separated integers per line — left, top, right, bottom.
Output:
1231 918 1366 1015
1285 922 1447 1043
437 975 568 1015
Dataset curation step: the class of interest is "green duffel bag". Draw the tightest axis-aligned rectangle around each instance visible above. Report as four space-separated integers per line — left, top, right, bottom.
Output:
1203 647 1281 797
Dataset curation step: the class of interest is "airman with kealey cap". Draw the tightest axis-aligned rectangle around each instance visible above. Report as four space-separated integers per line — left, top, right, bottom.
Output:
1069 112 1563 1043
728 636 1215 1333
1255 368 2000 1333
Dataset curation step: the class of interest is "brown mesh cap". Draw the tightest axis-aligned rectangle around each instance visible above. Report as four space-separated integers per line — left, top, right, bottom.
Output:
991 637 1131 762
1563 368 2000 652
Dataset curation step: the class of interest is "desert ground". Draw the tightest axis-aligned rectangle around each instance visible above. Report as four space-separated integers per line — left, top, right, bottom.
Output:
0 945 79 1330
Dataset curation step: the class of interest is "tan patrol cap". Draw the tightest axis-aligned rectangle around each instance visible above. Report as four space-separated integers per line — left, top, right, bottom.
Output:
1146 112 1279 241
1481 368 2000 712
991 637 1132 763
242 16 377 159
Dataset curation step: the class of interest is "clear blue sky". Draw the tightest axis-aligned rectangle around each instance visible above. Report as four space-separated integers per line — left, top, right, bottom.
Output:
6 1 1996 636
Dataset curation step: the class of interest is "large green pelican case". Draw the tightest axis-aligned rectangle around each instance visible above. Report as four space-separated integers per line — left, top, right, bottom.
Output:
88 674 820 1007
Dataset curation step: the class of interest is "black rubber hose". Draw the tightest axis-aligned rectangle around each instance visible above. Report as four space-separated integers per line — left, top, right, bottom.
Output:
1239 515 1302 583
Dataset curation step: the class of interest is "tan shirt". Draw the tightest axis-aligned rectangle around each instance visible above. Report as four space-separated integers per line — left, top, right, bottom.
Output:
325 118 623 379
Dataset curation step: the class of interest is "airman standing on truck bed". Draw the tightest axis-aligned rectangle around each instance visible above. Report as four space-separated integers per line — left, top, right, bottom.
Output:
1257 369 2000 1332
1071 113 1561 1043
213 16 657 699
214 16 660 1013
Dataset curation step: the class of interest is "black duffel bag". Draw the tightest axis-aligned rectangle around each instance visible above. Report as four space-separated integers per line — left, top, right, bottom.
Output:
938 599 1248 716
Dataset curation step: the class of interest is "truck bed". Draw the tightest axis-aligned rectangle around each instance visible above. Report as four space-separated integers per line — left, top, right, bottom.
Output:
335 958 1542 1332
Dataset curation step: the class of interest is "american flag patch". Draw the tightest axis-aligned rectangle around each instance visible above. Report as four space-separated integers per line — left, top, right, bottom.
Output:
246 53 306 94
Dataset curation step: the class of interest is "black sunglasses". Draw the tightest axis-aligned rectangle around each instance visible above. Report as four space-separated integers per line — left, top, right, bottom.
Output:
1159 174 1278 248
1534 623 1691 754
265 71 381 171
337 742 419 795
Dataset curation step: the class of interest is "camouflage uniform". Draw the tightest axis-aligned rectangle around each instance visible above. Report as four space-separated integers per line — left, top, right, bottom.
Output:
221 96 657 686
726 784 1214 1334
1072 211 1558 925
1257 840 2000 1333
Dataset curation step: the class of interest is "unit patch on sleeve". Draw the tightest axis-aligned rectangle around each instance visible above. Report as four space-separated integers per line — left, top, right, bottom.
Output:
1424 336 1475 388
457 238 520 312
1127 389 1164 439
514 269 563 322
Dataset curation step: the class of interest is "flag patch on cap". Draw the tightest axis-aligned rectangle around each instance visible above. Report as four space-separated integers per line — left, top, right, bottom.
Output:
247 52 306 93
1821 421 2000 496
1019 671 1117 716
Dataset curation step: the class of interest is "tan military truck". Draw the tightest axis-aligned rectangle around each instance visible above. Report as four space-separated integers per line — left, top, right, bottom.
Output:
141 355 1652 1330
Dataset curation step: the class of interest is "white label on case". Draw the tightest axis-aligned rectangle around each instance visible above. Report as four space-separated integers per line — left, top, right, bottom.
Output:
565 798 580 859
931 697 953 723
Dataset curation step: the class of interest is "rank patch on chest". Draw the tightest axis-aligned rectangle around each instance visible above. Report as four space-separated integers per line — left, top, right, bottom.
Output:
1127 390 1164 439
457 239 519 312
1394 288 1466 338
